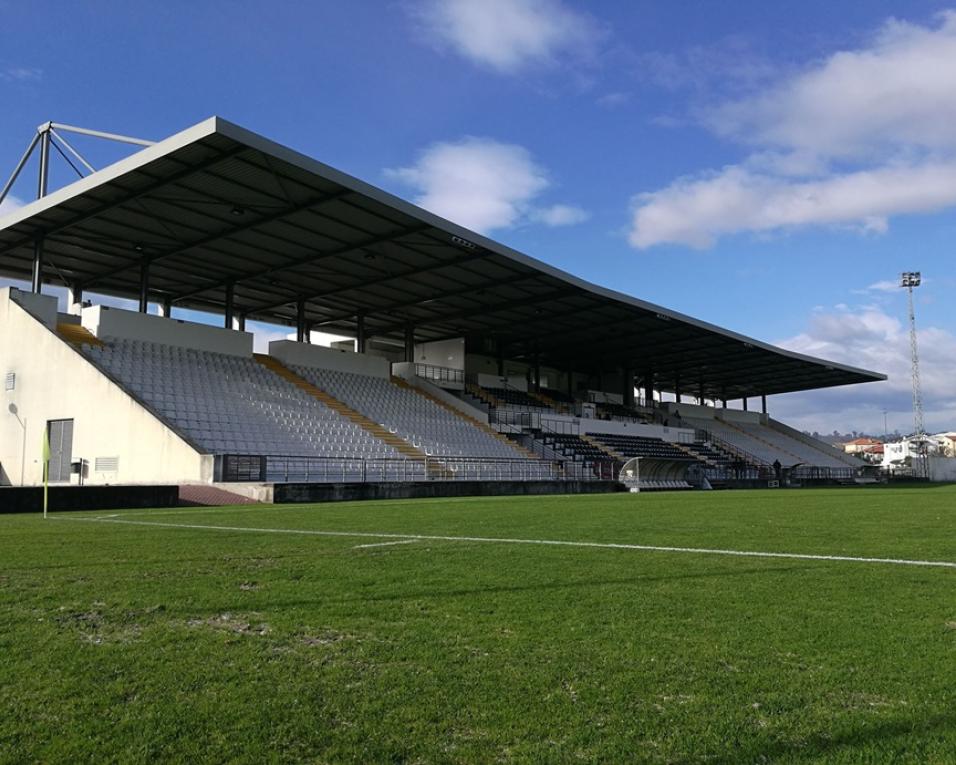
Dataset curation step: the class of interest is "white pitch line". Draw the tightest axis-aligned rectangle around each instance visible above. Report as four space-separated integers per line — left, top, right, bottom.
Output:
50 515 956 570
353 539 419 549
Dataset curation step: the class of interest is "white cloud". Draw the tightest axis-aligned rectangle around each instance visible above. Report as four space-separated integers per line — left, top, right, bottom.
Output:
630 12 956 248
386 137 586 233
0 67 42 83
409 0 603 74
866 280 902 293
770 304 956 434
630 159 956 249
596 91 630 108
709 12 956 159
532 203 590 226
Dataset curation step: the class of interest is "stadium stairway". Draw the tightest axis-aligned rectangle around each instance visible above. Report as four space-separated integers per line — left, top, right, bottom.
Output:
529 389 569 413
467 383 500 409
254 354 423 458
57 322 106 348
718 418 804 464
179 484 259 506
254 355 450 477
391 376 539 460
580 433 623 462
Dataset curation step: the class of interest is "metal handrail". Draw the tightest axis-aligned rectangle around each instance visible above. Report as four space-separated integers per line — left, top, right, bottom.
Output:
214 453 615 484
414 363 464 385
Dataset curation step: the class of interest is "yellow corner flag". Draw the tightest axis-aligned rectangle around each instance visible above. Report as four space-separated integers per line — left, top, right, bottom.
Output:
41 428 51 519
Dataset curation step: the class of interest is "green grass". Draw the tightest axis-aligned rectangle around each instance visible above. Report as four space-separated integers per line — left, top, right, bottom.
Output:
2 486 956 763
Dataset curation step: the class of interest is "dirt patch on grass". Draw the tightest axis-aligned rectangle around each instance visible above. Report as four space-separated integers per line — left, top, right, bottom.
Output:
301 629 355 647
186 612 271 636
54 603 164 645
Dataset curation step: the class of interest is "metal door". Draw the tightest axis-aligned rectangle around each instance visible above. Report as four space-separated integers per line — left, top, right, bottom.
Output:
47 419 74 483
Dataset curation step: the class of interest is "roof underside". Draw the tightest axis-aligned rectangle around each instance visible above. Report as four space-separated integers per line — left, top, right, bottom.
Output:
0 117 885 399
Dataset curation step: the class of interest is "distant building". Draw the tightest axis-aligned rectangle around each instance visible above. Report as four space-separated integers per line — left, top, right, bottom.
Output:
843 437 882 455
933 433 956 458
882 436 939 473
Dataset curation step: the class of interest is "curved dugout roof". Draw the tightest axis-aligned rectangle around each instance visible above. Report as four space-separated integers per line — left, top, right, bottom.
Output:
0 116 884 399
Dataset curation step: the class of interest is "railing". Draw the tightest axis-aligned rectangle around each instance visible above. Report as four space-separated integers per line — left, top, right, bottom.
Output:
414 363 464 385
215 454 614 484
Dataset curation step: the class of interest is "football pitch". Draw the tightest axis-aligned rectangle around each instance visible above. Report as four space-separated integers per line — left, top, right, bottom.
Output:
2 486 955 763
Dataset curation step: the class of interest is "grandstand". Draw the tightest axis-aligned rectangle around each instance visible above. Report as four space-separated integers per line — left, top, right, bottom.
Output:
0 117 886 499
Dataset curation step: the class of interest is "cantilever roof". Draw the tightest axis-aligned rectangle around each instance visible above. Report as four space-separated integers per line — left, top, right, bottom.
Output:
0 116 885 399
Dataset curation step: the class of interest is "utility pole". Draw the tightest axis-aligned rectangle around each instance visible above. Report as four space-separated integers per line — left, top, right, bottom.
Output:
900 272 925 477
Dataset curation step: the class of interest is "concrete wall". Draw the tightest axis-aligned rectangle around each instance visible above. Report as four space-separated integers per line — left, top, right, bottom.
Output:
82 305 253 357
9 288 57 329
477 373 528 391
928 457 956 482
581 418 694 444
0 293 207 486
666 401 763 425
415 338 465 370
269 340 390 379
274 479 623 504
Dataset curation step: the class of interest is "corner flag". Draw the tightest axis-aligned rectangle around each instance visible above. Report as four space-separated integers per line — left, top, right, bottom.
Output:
42 428 50 519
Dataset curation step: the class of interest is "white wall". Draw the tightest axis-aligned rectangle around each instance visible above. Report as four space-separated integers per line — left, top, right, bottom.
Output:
415 338 465 370
476 373 530 392
82 305 253 357
581 418 695 443
0 293 206 486
8 287 57 329
269 340 390 379
928 457 956 482
666 401 764 425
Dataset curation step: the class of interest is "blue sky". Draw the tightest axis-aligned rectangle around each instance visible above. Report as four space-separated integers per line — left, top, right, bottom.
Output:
1 0 955 435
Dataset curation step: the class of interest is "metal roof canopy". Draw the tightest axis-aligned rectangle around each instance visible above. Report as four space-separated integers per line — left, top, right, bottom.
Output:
0 116 885 399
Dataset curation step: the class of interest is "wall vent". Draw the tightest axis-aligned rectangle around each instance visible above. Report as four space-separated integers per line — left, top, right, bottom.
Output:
94 456 119 473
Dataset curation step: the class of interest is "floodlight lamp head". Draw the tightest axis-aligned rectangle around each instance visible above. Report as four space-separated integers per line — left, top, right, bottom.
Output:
900 272 921 288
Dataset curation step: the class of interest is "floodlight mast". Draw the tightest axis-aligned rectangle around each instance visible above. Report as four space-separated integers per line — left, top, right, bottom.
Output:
900 271 925 477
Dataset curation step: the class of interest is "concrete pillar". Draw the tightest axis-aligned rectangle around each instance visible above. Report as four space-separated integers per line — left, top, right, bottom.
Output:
622 366 634 407
356 311 367 354
68 283 84 316
158 296 173 318
404 324 415 362
236 312 246 332
761 395 768 415
224 282 234 329
296 300 306 342
138 261 150 313
742 397 749 412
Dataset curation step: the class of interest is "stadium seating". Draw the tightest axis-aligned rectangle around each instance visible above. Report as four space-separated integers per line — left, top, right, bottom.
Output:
83 339 401 459
682 416 853 469
479 385 552 411
540 433 609 462
588 432 695 462
292 366 531 459
596 402 650 422
539 387 575 405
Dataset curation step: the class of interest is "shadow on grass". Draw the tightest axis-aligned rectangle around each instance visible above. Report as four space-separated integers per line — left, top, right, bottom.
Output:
716 711 956 764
